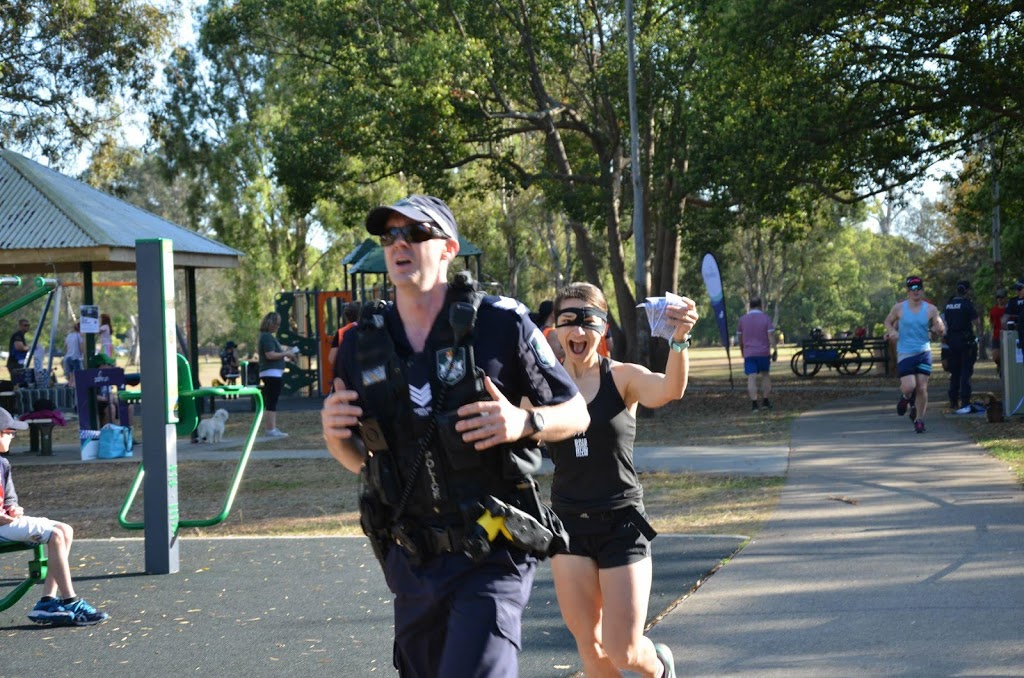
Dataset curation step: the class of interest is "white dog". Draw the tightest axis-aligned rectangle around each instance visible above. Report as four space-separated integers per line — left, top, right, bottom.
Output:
196 408 230 443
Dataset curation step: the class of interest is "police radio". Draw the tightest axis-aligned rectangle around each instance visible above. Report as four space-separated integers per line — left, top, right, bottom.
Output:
436 280 490 470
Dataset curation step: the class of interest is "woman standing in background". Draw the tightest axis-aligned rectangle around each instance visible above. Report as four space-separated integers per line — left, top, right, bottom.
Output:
258 312 297 438
97 314 114 358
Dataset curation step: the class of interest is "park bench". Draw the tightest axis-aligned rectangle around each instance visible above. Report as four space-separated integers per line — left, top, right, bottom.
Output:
0 541 47 613
117 354 264 530
790 337 890 378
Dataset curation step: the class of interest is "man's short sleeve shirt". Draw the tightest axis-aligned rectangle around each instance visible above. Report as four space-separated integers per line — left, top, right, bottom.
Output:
737 310 774 357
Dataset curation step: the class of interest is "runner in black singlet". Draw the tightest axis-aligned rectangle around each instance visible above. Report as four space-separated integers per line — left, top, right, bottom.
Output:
546 282 699 678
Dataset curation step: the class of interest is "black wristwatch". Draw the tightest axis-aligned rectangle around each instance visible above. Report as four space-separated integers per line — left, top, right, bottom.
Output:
528 410 546 435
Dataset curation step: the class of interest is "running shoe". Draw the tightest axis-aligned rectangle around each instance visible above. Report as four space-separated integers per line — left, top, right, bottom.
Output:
654 643 676 678
955 405 973 415
762 398 773 410
896 396 910 416
266 429 289 438
908 393 917 422
27 598 73 625
914 419 925 434
60 598 109 626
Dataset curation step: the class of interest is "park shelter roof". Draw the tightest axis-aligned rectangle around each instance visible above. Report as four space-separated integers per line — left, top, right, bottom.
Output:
0 148 242 274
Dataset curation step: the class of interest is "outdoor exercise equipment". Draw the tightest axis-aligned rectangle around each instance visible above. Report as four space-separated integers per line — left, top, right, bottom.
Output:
117 353 264 531
0 542 47 613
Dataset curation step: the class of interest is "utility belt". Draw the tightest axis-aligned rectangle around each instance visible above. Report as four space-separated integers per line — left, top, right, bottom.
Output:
559 504 658 541
360 465 567 567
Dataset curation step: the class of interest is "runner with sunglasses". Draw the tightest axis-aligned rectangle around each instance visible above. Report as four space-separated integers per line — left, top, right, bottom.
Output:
884 275 946 433
322 194 589 676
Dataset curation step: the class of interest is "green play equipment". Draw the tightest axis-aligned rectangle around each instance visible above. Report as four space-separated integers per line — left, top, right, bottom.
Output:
0 276 57 318
0 542 47 613
117 354 264 530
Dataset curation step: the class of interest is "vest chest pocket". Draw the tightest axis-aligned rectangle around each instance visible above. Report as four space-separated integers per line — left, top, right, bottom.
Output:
436 409 482 470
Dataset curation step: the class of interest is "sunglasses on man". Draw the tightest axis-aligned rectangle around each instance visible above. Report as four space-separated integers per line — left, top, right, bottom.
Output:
380 222 450 247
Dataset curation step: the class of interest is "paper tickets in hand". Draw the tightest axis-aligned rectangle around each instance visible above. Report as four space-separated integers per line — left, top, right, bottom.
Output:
637 291 689 341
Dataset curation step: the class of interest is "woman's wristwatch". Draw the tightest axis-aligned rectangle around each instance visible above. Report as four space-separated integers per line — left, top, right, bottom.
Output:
670 335 691 352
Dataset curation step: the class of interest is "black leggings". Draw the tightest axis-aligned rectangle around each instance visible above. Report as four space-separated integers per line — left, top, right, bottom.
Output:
261 376 284 411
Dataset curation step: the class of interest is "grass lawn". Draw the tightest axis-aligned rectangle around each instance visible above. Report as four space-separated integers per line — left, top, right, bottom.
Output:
6 345 1022 541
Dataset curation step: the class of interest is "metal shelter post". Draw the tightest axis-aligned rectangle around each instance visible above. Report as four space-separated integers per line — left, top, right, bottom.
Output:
136 239 180 575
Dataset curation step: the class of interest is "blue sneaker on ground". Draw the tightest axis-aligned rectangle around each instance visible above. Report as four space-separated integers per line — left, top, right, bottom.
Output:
654 642 676 678
27 597 73 625
61 598 110 626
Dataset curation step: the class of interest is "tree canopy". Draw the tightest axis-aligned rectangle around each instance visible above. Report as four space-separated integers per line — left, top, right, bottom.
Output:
0 0 177 163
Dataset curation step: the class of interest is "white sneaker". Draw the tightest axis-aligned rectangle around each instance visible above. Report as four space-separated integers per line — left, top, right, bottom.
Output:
955 405 973 415
266 429 289 438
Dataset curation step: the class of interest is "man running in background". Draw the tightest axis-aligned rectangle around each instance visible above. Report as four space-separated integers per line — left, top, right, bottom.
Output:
884 275 946 433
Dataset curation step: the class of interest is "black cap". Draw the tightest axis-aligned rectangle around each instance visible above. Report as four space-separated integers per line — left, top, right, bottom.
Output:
956 280 971 294
996 288 1007 297
225 341 237 349
365 195 459 241
1014 278 1024 291
906 275 923 290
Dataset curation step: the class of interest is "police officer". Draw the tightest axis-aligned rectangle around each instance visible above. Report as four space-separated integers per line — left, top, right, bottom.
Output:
321 195 590 677
943 280 982 413
1003 278 1024 331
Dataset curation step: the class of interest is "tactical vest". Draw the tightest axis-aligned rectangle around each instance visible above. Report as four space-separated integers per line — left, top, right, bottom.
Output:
355 277 533 529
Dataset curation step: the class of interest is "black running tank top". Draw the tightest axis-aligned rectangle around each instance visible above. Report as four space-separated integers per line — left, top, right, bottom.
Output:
548 357 642 513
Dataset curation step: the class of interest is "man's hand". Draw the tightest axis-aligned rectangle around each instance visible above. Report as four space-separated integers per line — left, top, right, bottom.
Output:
321 377 362 441
455 376 531 450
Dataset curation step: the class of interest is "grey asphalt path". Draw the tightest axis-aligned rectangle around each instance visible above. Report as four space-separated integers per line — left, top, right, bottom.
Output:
0 534 744 678
650 392 1024 677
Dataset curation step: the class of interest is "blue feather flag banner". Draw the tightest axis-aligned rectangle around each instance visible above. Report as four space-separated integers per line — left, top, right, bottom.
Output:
701 253 729 349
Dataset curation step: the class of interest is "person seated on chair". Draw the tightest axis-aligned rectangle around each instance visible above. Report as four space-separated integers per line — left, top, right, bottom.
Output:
0 407 110 626
219 341 241 384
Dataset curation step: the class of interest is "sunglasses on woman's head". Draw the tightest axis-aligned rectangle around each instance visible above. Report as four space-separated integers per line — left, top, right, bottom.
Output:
380 222 449 247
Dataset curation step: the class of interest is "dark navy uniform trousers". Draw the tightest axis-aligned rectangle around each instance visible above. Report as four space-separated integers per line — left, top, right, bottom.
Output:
383 545 536 677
